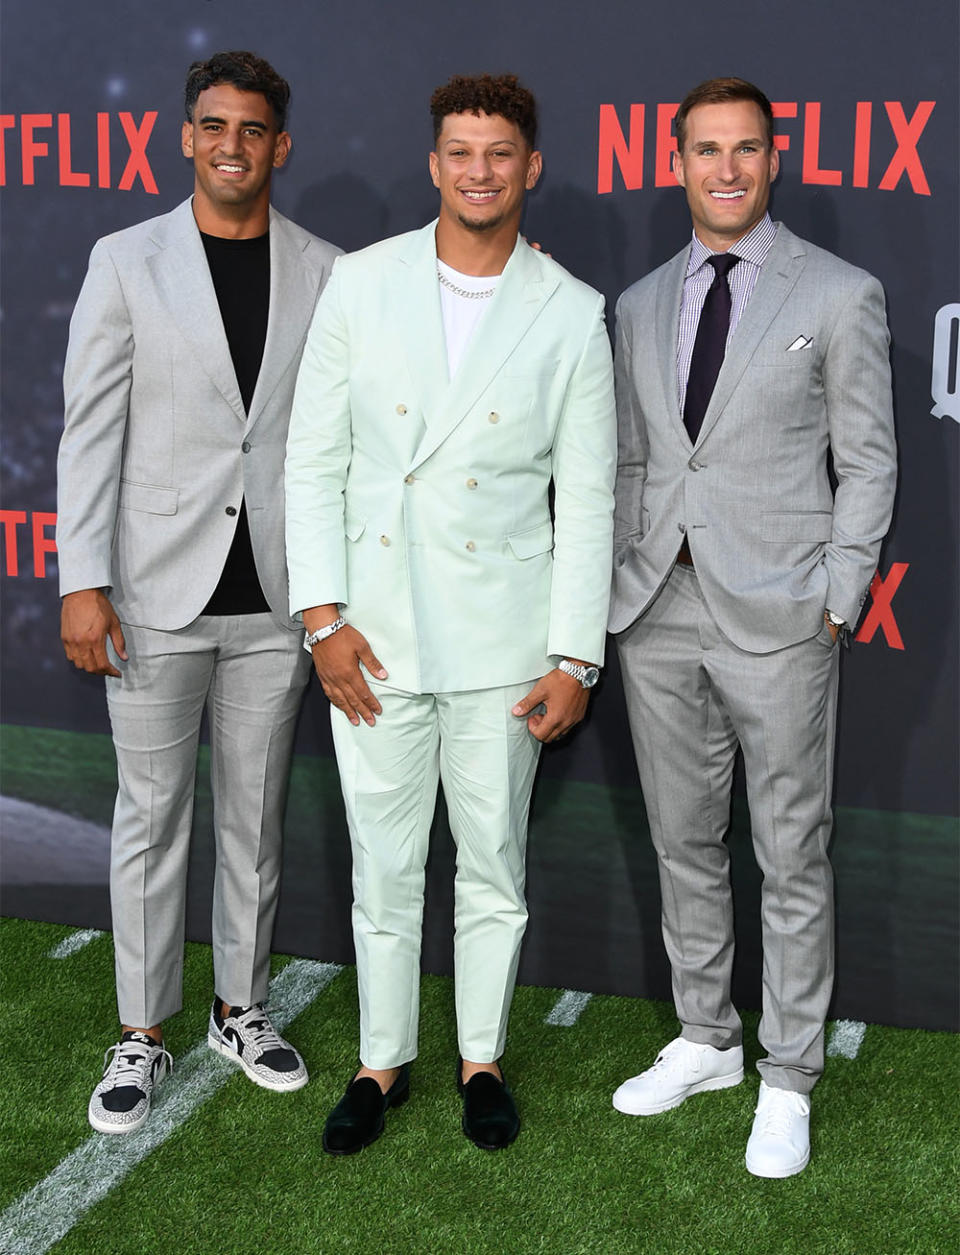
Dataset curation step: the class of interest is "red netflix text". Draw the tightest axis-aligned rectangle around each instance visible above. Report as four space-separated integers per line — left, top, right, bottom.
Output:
855 563 909 651
597 100 936 197
0 112 159 193
0 511 57 578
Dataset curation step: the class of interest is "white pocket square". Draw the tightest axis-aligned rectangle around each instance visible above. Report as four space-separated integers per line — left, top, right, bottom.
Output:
787 335 813 351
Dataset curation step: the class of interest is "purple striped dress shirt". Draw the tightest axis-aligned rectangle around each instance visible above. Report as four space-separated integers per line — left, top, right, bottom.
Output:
676 213 779 410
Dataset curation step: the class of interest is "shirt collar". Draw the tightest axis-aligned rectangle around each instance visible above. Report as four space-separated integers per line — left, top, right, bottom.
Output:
687 213 778 275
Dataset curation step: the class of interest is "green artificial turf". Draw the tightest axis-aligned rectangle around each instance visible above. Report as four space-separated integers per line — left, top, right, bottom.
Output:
1 918 957 1255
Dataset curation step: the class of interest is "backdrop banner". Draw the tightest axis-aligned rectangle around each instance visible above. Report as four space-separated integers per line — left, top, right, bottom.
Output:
2 0 957 1030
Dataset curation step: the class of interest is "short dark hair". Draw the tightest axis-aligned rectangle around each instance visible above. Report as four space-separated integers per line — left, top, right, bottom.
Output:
674 77 774 152
184 51 291 132
430 74 538 151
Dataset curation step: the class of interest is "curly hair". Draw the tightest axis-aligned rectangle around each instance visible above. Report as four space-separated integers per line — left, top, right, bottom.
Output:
430 74 538 150
184 51 291 132
674 77 773 153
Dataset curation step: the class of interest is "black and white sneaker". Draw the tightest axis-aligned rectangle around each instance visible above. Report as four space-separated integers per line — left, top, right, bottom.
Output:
207 999 308 1092
88 1031 173 1134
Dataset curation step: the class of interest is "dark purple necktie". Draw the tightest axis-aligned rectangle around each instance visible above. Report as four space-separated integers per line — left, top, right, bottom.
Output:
683 253 740 443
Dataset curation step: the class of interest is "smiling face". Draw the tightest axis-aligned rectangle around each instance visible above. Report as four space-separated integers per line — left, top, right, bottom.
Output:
429 111 542 237
181 83 291 235
672 99 779 251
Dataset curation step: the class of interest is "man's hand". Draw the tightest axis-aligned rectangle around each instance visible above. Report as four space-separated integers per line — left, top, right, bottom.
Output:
512 667 590 743
60 588 127 677
305 607 387 727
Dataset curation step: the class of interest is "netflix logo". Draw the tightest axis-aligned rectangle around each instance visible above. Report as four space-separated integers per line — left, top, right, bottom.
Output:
597 100 936 197
0 112 158 193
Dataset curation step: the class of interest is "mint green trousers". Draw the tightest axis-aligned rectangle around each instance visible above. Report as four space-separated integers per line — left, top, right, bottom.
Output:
331 680 542 1068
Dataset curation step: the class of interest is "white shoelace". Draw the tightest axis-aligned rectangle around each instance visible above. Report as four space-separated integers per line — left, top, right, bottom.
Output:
754 1088 809 1136
650 1038 701 1071
101 1037 172 1089
228 1006 286 1055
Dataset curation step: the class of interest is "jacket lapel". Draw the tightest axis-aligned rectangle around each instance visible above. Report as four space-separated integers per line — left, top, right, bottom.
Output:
395 221 450 437
145 198 246 421
246 208 329 433
656 248 689 446
411 232 558 468
694 226 806 447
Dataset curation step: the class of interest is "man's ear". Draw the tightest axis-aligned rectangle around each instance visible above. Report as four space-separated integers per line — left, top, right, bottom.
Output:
273 131 292 169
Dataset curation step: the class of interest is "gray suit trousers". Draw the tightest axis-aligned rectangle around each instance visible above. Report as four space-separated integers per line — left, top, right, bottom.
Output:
617 564 839 1093
105 613 310 1026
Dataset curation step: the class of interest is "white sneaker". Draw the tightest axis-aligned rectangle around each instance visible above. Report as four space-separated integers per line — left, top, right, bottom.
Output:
745 1081 811 1178
612 1036 744 1115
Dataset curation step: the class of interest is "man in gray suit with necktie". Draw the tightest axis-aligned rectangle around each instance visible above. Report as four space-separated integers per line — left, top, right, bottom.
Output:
609 77 896 1177
56 51 340 1133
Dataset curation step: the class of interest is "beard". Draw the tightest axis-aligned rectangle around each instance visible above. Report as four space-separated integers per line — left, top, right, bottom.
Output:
455 208 506 233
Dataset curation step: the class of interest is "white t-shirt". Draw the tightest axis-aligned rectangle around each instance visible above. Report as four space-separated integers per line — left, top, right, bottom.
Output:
437 260 501 377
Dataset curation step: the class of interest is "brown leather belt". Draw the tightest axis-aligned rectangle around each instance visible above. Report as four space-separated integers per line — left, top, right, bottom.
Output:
676 536 694 566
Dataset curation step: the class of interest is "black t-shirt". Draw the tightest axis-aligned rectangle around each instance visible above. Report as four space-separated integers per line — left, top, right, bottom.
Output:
199 230 271 615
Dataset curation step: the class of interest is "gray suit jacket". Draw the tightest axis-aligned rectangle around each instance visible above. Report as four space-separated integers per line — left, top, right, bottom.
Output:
609 224 897 652
57 197 341 632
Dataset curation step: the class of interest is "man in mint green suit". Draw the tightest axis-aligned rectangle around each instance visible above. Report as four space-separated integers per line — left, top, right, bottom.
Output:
285 74 616 1153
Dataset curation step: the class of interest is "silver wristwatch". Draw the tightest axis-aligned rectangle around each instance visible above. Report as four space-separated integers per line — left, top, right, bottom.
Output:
303 616 346 648
825 609 847 629
558 659 601 688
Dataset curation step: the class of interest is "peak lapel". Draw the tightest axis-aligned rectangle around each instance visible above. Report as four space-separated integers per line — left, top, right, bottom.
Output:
144 198 245 421
694 230 806 447
246 210 329 433
396 222 449 435
411 237 558 468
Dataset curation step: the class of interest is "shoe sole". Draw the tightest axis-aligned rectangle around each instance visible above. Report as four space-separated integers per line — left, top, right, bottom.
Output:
612 1067 744 1116
322 1086 409 1155
745 1147 810 1178
88 1102 151 1135
461 1118 520 1151
207 1032 309 1092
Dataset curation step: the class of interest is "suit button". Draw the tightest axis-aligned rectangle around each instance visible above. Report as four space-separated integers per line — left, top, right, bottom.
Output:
465 540 476 552
466 477 478 489
380 534 390 546
404 474 415 484
241 441 251 453
677 523 686 533
488 411 500 424
225 506 237 516
396 404 408 415
688 459 705 471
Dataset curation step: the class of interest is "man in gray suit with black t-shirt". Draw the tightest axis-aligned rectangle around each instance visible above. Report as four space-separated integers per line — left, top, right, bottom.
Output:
57 51 340 1133
609 77 896 1177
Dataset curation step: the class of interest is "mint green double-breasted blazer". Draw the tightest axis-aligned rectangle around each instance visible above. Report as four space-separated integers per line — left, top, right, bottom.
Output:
285 222 617 693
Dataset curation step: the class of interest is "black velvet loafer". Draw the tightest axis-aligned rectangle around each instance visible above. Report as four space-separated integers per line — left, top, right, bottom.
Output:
322 1065 410 1155
457 1058 520 1150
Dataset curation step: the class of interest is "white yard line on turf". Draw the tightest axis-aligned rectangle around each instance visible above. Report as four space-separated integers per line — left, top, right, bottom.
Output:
545 990 593 1026
48 929 105 959
826 1019 867 1059
0 959 342 1255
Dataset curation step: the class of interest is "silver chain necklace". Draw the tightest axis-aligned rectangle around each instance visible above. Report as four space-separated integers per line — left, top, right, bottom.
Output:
437 266 496 300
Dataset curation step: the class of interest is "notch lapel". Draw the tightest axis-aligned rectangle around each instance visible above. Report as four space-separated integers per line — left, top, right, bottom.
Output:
144 198 245 422
656 249 689 446
246 209 329 433
410 235 558 468
694 228 806 447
